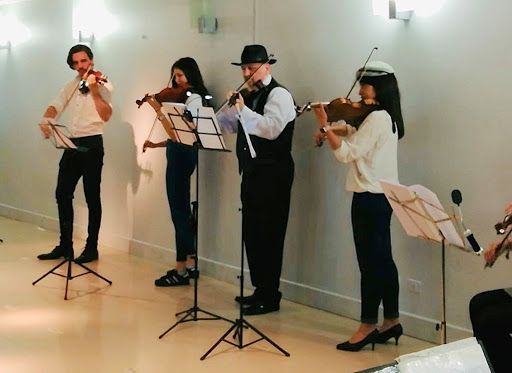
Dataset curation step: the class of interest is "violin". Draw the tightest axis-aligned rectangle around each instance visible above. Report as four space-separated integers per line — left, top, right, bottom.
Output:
227 80 265 107
297 98 379 127
215 54 274 115
485 213 512 268
495 214 511 234
136 83 192 108
79 70 108 94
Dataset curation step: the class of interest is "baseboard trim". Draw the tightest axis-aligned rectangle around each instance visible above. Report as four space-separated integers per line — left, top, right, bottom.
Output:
0 204 472 344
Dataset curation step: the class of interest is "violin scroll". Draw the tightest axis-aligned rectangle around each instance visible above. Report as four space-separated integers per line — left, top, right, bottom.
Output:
495 214 512 235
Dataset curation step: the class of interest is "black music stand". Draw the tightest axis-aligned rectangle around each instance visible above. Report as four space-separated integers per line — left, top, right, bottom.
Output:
380 180 468 344
157 103 235 339
200 103 289 360
200 214 290 360
33 123 112 300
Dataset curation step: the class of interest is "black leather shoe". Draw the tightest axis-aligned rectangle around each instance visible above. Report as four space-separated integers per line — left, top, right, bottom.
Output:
75 249 98 264
336 329 378 352
243 302 280 316
37 246 73 260
376 324 403 345
234 294 258 306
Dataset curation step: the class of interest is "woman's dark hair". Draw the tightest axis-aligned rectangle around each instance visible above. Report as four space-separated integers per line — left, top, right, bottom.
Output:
171 57 210 102
360 74 404 139
66 44 93 70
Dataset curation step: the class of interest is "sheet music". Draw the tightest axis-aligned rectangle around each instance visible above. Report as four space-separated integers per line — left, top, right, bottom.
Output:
192 107 227 150
409 185 465 249
380 180 465 249
160 102 196 146
380 180 442 242
160 103 228 151
43 118 77 149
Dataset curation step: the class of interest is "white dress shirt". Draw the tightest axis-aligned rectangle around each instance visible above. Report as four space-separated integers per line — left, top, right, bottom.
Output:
50 76 113 138
234 75 295 139
333 110 399 193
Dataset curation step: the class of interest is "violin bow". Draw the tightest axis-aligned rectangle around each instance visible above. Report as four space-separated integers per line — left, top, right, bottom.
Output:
215 54 275 115
345 47 378 99
295 47 378 118
142 71 175 153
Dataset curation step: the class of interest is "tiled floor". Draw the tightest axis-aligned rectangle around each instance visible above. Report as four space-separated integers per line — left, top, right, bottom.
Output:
0 216 434 373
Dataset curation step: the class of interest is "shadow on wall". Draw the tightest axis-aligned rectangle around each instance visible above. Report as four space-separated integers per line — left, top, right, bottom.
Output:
99 116 149 249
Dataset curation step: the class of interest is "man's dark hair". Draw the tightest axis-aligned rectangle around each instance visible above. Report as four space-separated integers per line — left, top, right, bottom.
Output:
66 44 93 70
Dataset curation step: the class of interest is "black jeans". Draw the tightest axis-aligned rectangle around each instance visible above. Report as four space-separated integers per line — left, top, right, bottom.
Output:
166 140 197 262
241 157 294 304
470 289 512 373
352 192 399 324
56 135 104 250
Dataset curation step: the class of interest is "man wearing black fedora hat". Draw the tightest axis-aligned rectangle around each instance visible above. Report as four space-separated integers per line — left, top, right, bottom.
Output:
226 44 295 316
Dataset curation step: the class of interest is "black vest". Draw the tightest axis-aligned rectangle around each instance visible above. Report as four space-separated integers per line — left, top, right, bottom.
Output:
236 78 295 173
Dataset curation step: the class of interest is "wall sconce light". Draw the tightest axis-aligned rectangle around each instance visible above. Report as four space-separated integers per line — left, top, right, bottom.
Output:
0 40 11 50
72 0 117 42
389 0 414 20
198 15 217 34
78 30 95 45
373 0 415 20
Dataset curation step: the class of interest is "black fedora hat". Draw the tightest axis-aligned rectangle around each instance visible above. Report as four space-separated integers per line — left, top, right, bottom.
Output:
231 44 276 66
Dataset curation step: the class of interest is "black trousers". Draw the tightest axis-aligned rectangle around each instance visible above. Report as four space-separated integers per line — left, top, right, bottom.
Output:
352 192 399 324
241 158 294 304
165 140 197 262
470 289 512 373
56 135 104 250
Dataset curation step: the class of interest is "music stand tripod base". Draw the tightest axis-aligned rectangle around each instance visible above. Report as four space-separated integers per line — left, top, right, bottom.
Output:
157 104 235 340
200 219 289 360
32 255 112 300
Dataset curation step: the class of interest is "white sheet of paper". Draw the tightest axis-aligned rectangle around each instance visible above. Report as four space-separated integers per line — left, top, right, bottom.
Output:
160 102 197 146
397 337 491 373
409 184 465 249
192 107 227 150
53 126 77 149
44 118 77 149
380 180 442 242
380 180 465 249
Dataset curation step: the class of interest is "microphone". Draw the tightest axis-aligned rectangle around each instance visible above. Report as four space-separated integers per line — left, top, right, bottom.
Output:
451 189 462 205
451 189 483 254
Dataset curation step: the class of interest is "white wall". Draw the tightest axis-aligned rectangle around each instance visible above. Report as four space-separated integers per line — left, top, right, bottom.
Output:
1 0 511 344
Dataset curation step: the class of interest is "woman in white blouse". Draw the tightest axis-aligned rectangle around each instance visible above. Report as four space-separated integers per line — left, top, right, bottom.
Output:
312 61 405 352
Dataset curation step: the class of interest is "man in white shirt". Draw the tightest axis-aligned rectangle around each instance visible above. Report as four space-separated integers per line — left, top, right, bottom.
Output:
227 45 295 315
37 44 113 264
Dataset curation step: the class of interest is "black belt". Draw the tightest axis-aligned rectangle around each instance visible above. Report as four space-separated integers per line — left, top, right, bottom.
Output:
70 135 103 152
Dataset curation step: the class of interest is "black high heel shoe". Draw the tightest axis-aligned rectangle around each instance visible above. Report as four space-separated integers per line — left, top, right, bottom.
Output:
376 324 403 345
336 329 378 352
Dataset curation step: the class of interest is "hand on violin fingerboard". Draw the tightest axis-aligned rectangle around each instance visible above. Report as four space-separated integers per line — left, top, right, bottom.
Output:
311 104 328 127
86 73 101 94
227 90 245 110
